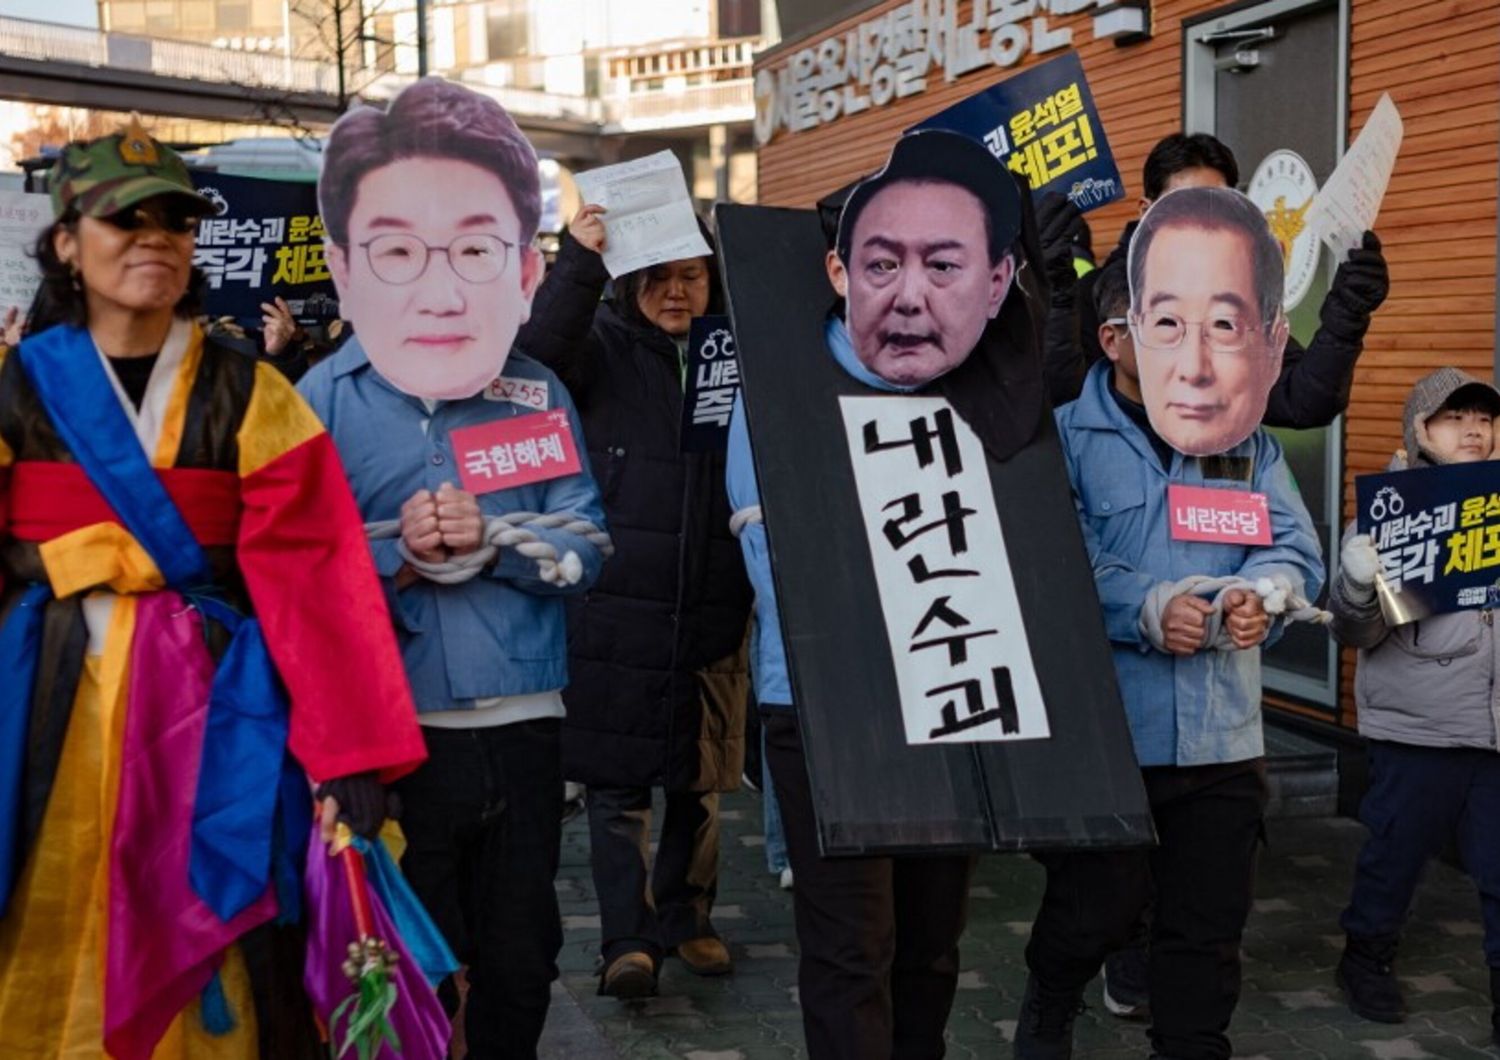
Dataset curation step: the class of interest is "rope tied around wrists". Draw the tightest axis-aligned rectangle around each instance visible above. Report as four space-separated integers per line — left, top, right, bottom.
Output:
367 511 613 586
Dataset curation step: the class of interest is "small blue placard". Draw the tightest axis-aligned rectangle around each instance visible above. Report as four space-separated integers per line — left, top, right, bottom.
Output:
914 51 1125 213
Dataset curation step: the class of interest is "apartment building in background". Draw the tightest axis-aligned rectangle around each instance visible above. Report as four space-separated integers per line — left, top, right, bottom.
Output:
87 0 778 204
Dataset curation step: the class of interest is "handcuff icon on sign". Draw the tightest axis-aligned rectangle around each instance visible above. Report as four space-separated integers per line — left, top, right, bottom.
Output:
1368 486 1405 523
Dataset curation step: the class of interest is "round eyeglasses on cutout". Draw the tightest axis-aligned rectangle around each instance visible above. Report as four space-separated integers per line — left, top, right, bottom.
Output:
358 232 516 285
1128 311 1271 355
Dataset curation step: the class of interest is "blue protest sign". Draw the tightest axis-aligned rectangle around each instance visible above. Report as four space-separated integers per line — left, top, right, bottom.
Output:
1356 462 1500 624
188 171 338 328
680 315 739 452
913 51 1124 213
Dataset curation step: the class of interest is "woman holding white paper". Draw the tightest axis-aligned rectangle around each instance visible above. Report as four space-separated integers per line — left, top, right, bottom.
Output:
515 202 752 999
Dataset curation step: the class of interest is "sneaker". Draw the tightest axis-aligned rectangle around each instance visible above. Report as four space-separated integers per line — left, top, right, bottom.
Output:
675 936 733 976
779 867 794 891
1335 934 1405 1024
1013 973 1084 1059
1101 946 1149 1020
599 951 657 999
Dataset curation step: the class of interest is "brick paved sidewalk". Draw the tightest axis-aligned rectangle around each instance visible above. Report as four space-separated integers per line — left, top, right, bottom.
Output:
539 790 1499 1059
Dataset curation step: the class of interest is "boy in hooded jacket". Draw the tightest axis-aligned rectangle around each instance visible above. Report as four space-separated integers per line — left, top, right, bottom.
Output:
1330 367 1500 1042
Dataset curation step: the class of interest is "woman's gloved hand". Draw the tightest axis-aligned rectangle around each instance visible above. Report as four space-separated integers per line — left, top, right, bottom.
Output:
316 770 391 841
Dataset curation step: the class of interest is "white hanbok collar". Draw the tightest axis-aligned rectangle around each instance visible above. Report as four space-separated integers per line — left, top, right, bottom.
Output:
92 316 192 462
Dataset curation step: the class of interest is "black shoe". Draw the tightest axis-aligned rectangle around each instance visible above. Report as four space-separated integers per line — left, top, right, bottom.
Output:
1014 973 1084 1059
1336 934 1406 1024
599 951 658 999
1102 944 1149 1020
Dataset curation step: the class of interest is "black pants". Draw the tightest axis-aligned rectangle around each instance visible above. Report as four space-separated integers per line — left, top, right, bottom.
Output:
1342 740 1500 966
1025 761 1267 1060
763 709 975 1060
587 785 720 965
393 719 563 1060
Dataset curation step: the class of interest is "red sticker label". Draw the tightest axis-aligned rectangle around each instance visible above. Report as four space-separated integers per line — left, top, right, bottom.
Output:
1168 484 1272 545
450 409 582 495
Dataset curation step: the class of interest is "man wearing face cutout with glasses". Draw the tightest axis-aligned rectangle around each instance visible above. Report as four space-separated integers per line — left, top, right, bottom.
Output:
1012 188 1324 1060
1127 187 1291 458
298 78 610 1060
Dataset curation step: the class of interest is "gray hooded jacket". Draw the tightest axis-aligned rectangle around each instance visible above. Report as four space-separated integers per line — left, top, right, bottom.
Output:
1329 368 1500 750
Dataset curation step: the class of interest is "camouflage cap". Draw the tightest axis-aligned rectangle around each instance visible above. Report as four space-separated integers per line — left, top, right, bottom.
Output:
48 116 215 221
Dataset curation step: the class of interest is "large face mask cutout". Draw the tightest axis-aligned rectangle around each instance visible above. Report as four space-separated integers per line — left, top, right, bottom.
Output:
830 131 1021 389
321 80 545 400
1127 185 1290 457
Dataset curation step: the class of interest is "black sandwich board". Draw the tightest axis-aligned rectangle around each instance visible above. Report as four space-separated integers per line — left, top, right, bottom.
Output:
716 202 1154 856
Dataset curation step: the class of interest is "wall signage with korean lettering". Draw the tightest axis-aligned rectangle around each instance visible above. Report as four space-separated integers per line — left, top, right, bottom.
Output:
754 0 1114 146
189 171 337 328
914 50 1123 211
840 396 1049 743
680 315 741 452
1356 462 1500 624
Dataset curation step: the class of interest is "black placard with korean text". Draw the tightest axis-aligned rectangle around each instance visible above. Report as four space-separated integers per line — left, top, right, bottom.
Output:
680 315 740 452
1356 462 1500 624
189 172 338 328
914 50 1124 213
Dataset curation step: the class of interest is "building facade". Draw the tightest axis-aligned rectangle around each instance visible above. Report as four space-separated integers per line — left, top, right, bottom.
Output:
84 0 777 204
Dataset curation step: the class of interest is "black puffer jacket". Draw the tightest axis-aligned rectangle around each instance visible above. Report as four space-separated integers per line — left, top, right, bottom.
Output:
516 233 752 792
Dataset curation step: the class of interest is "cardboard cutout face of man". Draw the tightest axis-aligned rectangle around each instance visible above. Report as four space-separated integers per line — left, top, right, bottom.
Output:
1128 185 1289 456
320 78 545 400
828 132 1020 388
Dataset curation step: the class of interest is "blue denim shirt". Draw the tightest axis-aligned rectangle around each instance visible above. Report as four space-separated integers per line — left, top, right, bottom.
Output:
1057 362 1325 767
298 338 607 713
726 316 910 709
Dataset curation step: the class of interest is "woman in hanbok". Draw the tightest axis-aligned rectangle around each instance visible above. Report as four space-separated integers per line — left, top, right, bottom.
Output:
0 122 427 1058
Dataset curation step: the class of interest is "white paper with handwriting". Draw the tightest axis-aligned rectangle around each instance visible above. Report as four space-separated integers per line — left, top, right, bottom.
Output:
1307 93 1403 259
572 150 712 278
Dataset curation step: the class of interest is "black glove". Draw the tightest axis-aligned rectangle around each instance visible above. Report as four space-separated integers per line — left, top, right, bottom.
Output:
316 771 390 840
1035 191 1084 299
1323 230 1389 321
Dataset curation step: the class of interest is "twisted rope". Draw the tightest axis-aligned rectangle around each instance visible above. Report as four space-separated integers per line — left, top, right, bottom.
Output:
366 511 613 587
728 505 762 538
1140 573 1329 654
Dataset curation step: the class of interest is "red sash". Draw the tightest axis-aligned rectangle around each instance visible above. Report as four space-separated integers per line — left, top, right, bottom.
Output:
6 461 241 546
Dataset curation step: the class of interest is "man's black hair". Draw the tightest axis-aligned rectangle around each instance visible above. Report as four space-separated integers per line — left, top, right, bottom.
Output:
1141 133 1239 201
1128 186 1283 327
1092 257 1130 322
833 131 1021 268
1442 385 1500 418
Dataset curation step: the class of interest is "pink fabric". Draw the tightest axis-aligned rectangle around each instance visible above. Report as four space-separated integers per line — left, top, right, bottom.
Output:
104 591 278 1060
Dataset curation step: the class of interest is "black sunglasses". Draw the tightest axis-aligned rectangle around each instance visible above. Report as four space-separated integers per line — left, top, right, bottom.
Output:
100 203 203 235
